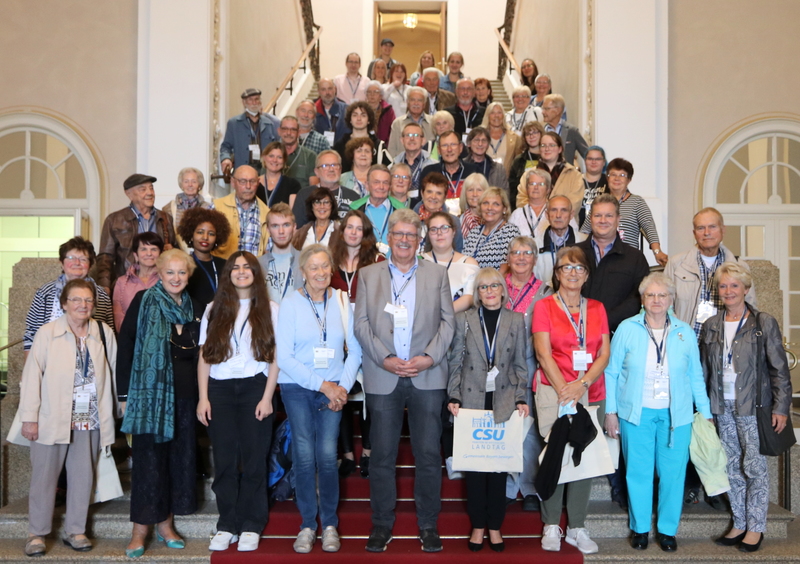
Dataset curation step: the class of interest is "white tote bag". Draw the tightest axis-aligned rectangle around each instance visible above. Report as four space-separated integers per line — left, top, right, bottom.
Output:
538 405 615 484
90 446 124 504
451 408 533 473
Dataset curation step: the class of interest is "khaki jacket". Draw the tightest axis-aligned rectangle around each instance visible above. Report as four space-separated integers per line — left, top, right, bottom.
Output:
18 316 118 447
211 192 270 259
516 162 584 219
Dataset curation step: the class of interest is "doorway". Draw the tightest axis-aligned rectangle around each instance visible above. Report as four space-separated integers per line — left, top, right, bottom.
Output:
374 2 447 78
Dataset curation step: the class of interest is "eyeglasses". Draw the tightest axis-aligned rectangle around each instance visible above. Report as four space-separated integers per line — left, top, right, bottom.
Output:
317 163 341 170
439 143 460 150
528 181 547 187
644 292 670 300
280 127 299 132
234 177 258 186
510 250 534 256
389 231 418 240
608 172 629 179
540 143 558 149
312 199 333 206
428 225 453 234
64 255 90 264
403 133 421 138
586 157 605 162
558 264 587 273
392 174 410 180
477 283 503 292
66 297 95 305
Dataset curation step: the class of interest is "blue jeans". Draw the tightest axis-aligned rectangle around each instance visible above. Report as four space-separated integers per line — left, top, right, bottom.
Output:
620 408 691 536
281 383 343 531
367 378 446 530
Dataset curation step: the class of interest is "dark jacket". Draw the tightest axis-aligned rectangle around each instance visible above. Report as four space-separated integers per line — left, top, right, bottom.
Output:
219 112 280 169
314 99 350 145
576 235 649 332
557 122 589 166
700 304 792 417
445 102 486 135
95 207 177 290
508 151 539 211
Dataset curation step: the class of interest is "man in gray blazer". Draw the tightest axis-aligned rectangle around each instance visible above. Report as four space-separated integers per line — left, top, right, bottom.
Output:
354 208 455 553
542 93 588 167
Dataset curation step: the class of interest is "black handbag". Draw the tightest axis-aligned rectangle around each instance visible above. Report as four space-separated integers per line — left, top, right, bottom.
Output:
753 313 796 456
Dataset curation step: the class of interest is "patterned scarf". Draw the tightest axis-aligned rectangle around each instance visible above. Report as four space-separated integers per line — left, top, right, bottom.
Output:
121 282 194 442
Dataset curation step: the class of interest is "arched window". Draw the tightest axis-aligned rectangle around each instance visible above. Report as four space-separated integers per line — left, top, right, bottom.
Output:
703 117 800 345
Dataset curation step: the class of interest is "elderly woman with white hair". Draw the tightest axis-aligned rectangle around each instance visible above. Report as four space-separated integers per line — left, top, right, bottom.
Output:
700 262 792 553
458 173 488 238
168 167 211 252
604 272 712 553
447 267 529 552
365 80 395 146
427 110 456 162
506 85 543 134
481 102 523 175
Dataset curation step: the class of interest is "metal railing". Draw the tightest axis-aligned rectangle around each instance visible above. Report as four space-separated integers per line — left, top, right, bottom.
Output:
263 25 323 116
0 338 22 354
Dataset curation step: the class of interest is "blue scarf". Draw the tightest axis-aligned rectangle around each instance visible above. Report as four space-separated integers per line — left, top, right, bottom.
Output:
121 282 194 442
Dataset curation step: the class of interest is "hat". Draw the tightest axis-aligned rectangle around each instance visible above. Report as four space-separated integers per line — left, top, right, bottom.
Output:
124 174 157 191
241 88 262 99
380 38 394 46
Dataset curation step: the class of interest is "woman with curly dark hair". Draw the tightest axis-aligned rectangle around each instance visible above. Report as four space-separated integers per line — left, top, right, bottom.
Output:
292 187 338 250
197 251 279 553
333 101 382 172
177 207 232 307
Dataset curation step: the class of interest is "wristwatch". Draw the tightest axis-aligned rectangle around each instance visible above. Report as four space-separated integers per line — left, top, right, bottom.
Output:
579 379 589 389
653 249 662 255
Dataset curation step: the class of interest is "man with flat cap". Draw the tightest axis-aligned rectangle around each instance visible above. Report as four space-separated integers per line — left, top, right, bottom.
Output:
95 174 177 291
220 88 281 174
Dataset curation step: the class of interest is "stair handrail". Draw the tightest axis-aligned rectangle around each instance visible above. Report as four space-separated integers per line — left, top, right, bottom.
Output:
0 338 22 354
263 25 323 116
494 28 520 81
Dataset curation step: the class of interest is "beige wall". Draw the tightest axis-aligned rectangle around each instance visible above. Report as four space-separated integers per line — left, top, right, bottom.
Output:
668 0 800 251
227 0 305 118
511 0 580 124
0 0 138 216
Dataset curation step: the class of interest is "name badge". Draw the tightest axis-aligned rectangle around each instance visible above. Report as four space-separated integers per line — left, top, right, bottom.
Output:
486 365 499 392
249 144 260 161
229 353 245 378
653 378 670 400
384 303 409 328
314 347 335 369
323 131 336 145
572 350 591 371
722 365 737 398
74 391 91 414
493 158 504 165
377 242 390 255
79 381 97 394
408 189 419 199
462 133 469 144
696 301 717 325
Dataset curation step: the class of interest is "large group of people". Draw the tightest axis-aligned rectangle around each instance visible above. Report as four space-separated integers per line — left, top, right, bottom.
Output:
11 42 793 560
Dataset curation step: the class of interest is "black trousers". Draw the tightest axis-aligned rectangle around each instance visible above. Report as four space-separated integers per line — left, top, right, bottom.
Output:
130 398 198 524
339 400 371 453
207 374 273 535
465 471 508 530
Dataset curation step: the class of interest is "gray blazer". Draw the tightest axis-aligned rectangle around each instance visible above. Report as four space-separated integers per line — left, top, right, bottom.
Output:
559 122 588 166
355 259 455 394
447 308 528 424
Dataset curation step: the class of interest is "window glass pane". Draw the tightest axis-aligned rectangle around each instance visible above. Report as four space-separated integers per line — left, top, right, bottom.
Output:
790 260 800 292
718 161 746 204
0 131 25 165
62 154 86 199
725 225 742 257
790 293 800 326
791 226 800 257
744 167 770 204
744 225 765 257
0 160 24 198
745 137 770 170
29 131 47 161
776 163 800 205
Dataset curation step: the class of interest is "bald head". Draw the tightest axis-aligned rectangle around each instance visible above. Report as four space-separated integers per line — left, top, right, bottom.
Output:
546 195 573 235
318 79 336 106
232 165 259 205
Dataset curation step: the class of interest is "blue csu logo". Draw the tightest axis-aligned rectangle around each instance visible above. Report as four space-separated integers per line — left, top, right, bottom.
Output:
471 413 507 449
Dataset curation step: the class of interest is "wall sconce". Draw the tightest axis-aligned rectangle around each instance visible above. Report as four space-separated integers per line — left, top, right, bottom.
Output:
403 14 417 29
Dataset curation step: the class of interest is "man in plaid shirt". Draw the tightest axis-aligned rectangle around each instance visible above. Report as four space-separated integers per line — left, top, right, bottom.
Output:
296 100 332 155
211 165 269 258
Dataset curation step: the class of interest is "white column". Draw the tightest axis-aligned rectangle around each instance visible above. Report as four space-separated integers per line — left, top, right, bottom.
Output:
137 0 213 210
593 0 669 259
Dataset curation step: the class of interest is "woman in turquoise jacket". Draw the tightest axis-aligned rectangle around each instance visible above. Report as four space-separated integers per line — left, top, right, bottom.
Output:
604 272 712 553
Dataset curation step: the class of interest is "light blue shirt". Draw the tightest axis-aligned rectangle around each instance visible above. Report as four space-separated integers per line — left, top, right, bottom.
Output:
364 199 392 245
591 237 615 263
276 289 362 392
130 204 157 234
388 258 418 361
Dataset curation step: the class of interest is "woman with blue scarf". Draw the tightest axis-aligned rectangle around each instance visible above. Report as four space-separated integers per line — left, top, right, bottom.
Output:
117 249 203 558
604 272 712 553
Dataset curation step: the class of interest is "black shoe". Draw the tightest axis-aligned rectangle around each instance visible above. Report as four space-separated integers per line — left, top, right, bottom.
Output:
738 533 763 553
611 488 628 510
706 494 729 511
684 488 700 505
657 533 677 552
489 540 505 552
468 540 483 552
365 527 392 552
359 454 370 478
419 528 443 552
715 531 746 546
522 495 540 512
505 496 517 507
631 532 649 550
338 458 356 478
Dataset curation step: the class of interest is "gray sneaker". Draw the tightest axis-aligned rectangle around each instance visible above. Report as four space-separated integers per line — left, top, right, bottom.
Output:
293 527 316 554
321 526 341 552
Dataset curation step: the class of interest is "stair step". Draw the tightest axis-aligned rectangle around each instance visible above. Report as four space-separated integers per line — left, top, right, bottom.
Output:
0 538 211 563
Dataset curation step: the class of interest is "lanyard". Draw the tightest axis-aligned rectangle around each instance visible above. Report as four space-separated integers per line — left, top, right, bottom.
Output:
342 270 355 298
461 107 475 129
195 255 218 293
368 205 391 241
270 260 293 299
431 250 454 270
556 293 586 349
391 267 417 303
512 111 527 131
723 313 748 366
444 166 464 198
479 308 501 367
314 220 331 244
489 133 505 155
643 316 670 365
79 337 90 384
231 320 248 355
473 222 503 258
266 175 283 207
302 286 329 344
409 154 424 188
523 204 545 235
507 280 534 312
346 75 361 98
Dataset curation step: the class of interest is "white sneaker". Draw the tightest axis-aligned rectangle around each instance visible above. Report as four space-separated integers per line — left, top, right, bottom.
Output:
321 526 341 552
209 531 238 551
541 525 563 552
293 527 316 554
445 457 464 480
237 532 260 552
565 526 598 554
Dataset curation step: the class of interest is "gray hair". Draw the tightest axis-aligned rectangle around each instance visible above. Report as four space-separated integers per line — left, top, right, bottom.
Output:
366 80 384 95
524 168 552 192
638 272 676 301
459 172 489 214
534 73 551 84
432 110 455 128
543 93 565 110
315 149 342 168
509 236 539 260
178 167 205 190
512 85 532 98
456 77 474 90
407 86 428 101
472 268 509 308
388 208 422 236
422 66 440 78
298 244 333 273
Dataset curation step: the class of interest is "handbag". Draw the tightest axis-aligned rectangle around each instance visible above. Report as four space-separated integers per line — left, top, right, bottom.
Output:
90 445 124 504
753 313 796 456
451 408 533 473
